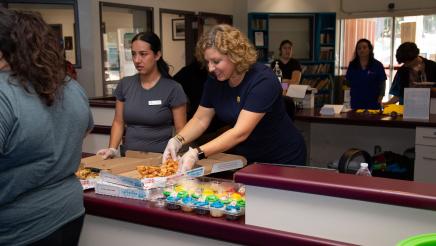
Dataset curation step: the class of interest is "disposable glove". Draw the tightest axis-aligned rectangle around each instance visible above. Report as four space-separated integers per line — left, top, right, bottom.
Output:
96 147 118 160
162 136 183 163
180 147 199 173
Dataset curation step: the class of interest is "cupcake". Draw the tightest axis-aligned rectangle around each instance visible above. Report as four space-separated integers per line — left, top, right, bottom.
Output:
209 201 225 217
206 194 218 203
177 190 188 199
225 204 241 220
165 195 181 210
194 200 209 215
180 196 194 212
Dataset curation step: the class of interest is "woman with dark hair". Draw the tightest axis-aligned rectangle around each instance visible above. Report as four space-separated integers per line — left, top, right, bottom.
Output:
0 8 93 245
384 42 436 105
270 40 302 85
97 32 187 159
345 38 386 109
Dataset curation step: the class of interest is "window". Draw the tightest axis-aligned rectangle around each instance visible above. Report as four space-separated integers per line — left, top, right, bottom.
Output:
339 14 436 100
99 2 153 96
5 0 81 68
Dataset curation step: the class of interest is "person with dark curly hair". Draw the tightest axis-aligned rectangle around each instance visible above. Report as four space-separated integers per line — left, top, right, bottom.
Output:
346 39 386 109
384 42 436 105
0 8 93 245
162 24 306 171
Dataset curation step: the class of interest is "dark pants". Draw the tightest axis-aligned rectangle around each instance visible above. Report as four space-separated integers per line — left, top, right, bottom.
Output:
29 214 85 246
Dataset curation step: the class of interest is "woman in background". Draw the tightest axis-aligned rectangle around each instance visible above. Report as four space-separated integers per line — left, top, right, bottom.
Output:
270 40 302 85
163 24 306 171
346 38 386 109
0 8 93 245
97 32 187 159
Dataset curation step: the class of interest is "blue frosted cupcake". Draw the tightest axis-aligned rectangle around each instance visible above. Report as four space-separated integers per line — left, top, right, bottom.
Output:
209 201 225 217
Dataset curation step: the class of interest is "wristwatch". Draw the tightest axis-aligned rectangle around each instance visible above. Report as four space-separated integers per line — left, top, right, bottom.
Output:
196 147 206 160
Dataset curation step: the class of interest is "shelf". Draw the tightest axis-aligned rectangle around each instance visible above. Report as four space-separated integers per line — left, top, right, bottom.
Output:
248 12 336 100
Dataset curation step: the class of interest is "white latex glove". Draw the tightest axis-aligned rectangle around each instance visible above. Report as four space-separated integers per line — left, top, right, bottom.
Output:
96 147 118 160
180 147 199 173
162 137 183 163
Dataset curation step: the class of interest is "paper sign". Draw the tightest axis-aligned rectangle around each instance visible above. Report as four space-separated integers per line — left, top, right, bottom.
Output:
320 104 344 115
287 84 309 99
403 88 430 120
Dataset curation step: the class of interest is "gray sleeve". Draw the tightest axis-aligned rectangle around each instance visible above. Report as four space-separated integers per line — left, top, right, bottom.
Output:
0 90 15 155
169 82 187 108
114 79 125 101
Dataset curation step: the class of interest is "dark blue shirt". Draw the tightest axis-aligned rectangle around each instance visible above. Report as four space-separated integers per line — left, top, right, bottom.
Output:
200 63 306 165
346 59 386 109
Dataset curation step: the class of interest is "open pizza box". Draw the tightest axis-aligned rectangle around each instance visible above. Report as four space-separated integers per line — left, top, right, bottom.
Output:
80 150 247 191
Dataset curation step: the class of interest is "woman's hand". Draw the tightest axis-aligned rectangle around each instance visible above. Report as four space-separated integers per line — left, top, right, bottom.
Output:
96 147 118 160
162 136 183 163
180 147 199 172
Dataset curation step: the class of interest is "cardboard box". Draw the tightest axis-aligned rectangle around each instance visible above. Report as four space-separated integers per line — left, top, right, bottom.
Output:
95 181 149 200
81 151 247 190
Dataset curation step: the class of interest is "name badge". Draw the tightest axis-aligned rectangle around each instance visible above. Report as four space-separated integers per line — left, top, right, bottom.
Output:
148 100 162 105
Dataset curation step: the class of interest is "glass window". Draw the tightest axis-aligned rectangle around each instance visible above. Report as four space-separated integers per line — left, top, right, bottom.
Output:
99 2 153 96
339 14 436 100
6 1 81 68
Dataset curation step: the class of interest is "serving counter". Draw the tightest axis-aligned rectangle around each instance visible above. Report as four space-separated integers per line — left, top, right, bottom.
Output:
235 163 436 246
80 190 355 246
79 161 436 246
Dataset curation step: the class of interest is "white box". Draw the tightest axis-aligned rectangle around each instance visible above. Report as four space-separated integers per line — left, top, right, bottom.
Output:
95 181 149 200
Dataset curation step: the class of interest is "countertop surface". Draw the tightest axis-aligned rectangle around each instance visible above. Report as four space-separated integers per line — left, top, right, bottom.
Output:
89 97 436 128
235 163 436 211
294 108 436 128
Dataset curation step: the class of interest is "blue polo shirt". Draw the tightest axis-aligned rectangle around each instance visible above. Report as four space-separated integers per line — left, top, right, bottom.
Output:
346 60 386 109
200 63 306 165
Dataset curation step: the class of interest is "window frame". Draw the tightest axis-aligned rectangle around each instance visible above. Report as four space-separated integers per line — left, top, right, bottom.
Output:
98 2 154 96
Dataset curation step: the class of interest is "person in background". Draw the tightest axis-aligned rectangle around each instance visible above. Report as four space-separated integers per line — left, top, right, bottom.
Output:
97 32 187 159
384 42 436 105
345 39 386 109
162 24 306 171
270 40 302 85
0 8 93 245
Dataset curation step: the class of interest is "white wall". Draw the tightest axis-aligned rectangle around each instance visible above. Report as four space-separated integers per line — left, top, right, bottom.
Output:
76 0 245 97
247 0 340 13
340 0 436 17
161 13 186 76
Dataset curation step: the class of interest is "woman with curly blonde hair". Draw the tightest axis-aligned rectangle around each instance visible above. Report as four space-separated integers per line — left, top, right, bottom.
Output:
163 24 306 170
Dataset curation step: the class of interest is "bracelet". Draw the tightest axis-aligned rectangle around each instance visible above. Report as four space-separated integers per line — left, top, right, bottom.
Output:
174 134 185 144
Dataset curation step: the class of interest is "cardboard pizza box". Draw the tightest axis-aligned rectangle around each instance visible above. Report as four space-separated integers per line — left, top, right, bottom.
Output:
80 151 247 190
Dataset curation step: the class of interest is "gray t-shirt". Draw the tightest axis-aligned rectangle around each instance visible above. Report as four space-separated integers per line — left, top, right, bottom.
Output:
0 71 93 245
114 74 187 152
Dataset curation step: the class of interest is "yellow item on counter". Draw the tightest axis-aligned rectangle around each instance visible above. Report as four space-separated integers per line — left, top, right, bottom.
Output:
355 109 381 114
230 193 242 200
383 104 404 115
202 188 214 196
